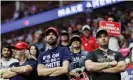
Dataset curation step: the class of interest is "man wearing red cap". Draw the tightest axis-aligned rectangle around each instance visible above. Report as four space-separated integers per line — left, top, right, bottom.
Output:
37 27 72 80
2 42 38 80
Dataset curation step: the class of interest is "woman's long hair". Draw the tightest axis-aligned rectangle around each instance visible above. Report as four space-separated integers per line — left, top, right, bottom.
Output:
29 45 39 59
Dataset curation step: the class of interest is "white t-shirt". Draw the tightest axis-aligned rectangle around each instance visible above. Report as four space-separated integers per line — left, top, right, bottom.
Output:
0 58 18 69
0 58 18 80
121 71 130 80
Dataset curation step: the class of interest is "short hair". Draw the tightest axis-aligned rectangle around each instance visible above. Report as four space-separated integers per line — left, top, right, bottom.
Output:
1 46 12 58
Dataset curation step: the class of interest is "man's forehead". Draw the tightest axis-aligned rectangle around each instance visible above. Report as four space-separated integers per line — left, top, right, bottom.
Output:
3 47 8 49
15 48 24 50
48 31 55 34
99 34 108 37
47 31 56 34
83 29 90 31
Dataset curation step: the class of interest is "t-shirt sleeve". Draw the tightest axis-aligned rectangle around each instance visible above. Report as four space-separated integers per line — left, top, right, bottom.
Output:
38 52 44 64
27 59 37 69
117 52 125 62
61 47 72 63
85 52 95 62
9 62 18 67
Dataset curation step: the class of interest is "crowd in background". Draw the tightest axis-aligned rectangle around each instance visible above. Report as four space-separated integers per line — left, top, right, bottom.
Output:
2 3 133 53
1 1 133 80
1 1 76 23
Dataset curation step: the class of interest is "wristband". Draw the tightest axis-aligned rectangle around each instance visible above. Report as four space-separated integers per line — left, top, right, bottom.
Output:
106 63 109 69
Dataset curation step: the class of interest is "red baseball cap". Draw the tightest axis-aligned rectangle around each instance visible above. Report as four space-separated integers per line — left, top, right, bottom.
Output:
45 27 58 37
15 42 29 49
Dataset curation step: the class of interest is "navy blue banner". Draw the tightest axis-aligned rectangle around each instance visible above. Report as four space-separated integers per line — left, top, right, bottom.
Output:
1 0 123 34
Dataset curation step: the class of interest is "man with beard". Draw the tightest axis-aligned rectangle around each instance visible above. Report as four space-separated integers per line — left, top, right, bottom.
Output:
85 29 126 80
0 46 18 80
37 27 72 80
2 42 38 80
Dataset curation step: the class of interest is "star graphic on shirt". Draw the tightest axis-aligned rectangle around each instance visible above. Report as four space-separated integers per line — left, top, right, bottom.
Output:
85 43 88 46
17 43 21 46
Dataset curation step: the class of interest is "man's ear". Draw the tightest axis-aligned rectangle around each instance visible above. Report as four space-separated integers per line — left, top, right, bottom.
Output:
44 37 47 42
23 49 27 54
22 49 25 53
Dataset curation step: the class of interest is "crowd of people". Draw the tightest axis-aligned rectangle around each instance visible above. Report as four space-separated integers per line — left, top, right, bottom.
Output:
1 2 133 80
0 25 132 80
2 2 133 47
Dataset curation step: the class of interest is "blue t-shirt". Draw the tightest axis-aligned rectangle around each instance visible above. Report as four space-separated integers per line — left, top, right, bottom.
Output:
38 46 72 80
9 59 38 80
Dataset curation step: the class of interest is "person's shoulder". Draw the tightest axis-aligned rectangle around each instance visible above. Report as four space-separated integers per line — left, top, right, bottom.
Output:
57 46 69 50
88 49 101 55
80 35 84 38
90 36 96 40
28 58 36 61
40 51 45 55
109 49 119 53
81 51 89 55
39 50 49 55
109 49 121 55
92 49 100 53
10 58 19 62
80 36 85 40
10 62 19 67
27 59 37 63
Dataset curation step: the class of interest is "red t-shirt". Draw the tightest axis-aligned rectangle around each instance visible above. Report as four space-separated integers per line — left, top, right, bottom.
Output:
127 64 133 69
81 36 99 52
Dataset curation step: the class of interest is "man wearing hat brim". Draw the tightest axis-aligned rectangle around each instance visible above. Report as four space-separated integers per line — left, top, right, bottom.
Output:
37 27 72 80
69 34 89 80
85 29 126 80
0 45 18 80
3 42 38 80
70 35 82 44
81 25 99 52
